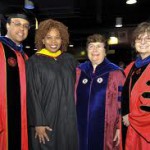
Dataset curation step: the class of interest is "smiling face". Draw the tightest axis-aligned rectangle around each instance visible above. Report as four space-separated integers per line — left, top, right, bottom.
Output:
6 18 29 45
42 28 62 53
87 42 106 65
135 32 150 59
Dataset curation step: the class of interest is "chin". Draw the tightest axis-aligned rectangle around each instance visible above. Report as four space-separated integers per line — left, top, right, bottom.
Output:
49 49 59 53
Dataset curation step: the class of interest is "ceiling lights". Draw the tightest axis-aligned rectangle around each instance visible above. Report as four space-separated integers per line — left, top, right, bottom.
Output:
108 33 119 45
115 17 122 27
126 0 137 5
24 0 34 9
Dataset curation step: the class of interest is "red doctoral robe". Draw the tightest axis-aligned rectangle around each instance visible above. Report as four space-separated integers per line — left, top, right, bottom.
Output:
0 39 28 150
124 62 150 150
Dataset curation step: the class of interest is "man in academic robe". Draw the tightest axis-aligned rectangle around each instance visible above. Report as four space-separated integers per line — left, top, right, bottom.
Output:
0 12 30 150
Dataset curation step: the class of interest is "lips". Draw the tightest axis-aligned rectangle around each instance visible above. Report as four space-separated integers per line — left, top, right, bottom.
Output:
92 54 99 56
139 46 149 49
50 45 57 49
17 32 24 38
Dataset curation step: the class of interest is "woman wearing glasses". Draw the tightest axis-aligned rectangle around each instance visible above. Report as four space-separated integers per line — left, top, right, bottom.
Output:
122 22 150 149
76 34 125 150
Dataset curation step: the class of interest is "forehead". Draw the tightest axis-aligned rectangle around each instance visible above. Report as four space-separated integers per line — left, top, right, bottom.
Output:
88 42 104 45
137 32 150 38
11 18 30 24
47 28 60 35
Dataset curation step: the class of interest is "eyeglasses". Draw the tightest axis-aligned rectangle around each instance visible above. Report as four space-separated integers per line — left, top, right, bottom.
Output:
10 21 30 30
135 37 150 43
88 44 105 50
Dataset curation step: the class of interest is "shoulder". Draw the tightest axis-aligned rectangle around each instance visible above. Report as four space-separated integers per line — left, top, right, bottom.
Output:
0 36 5 43
108 61 121 71
77 61 90 70
106 60 125 78
0 41 4 48
111 69 125 77
26 54 39 65
62 52 79 66
124 61 134 75
110 63 125 76
104 59 123 74
109 68 125 85
26 54 37 61
62 53 76 60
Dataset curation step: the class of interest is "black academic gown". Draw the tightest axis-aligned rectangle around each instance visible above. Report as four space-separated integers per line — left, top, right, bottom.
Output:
26 53 78 150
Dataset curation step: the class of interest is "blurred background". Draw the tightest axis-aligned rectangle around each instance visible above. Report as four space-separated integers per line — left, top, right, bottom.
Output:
0 0 150 66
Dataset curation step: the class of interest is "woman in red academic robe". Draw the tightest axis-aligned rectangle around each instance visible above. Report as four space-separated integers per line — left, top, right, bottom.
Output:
122 22 150 150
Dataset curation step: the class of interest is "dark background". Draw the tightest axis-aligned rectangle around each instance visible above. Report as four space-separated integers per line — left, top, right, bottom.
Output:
0 0 150 65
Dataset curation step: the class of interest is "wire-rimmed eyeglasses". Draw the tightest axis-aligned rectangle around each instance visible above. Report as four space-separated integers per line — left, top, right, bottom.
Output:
10 21 30 30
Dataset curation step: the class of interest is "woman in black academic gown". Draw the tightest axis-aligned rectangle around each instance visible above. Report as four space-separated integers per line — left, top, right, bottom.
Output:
26 19 78 150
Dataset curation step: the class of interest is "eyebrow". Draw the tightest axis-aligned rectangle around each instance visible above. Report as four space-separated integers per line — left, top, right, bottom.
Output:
11 19 29 24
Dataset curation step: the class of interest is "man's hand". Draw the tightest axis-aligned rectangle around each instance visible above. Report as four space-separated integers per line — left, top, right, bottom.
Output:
35 126 52 144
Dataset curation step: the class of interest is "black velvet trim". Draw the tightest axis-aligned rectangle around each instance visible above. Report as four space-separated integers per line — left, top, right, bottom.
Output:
3 44 21 150
146 80 150 86
121 65 135 116
142 92 150 98
140 106 150 112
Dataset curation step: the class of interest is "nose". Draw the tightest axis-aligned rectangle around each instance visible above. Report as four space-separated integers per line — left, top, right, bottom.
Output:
51 38 57 43
20 25 24 30
18 24 26 30
19 24 29 30
93 46 99 51
140 38 146 44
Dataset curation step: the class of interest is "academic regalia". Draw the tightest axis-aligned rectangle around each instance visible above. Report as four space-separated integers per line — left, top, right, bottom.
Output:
26 50 78 150
75 58 125 150
122 56 150 150
0 36 28 150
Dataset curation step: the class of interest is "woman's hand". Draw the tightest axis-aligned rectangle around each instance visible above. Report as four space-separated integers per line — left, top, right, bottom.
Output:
35 126 52 144
113 129 120 146
122 114 130 127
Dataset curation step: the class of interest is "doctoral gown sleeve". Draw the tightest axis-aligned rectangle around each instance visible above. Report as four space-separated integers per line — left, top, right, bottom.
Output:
26 57 48 126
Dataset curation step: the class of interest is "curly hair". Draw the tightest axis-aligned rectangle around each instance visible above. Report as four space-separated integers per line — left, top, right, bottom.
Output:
86 34 108 52
35 19 69 52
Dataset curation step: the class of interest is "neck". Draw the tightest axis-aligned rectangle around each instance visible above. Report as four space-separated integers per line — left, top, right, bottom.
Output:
140 53 150 59
92 64 98 72
91 60 104 71
5 34 21 46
